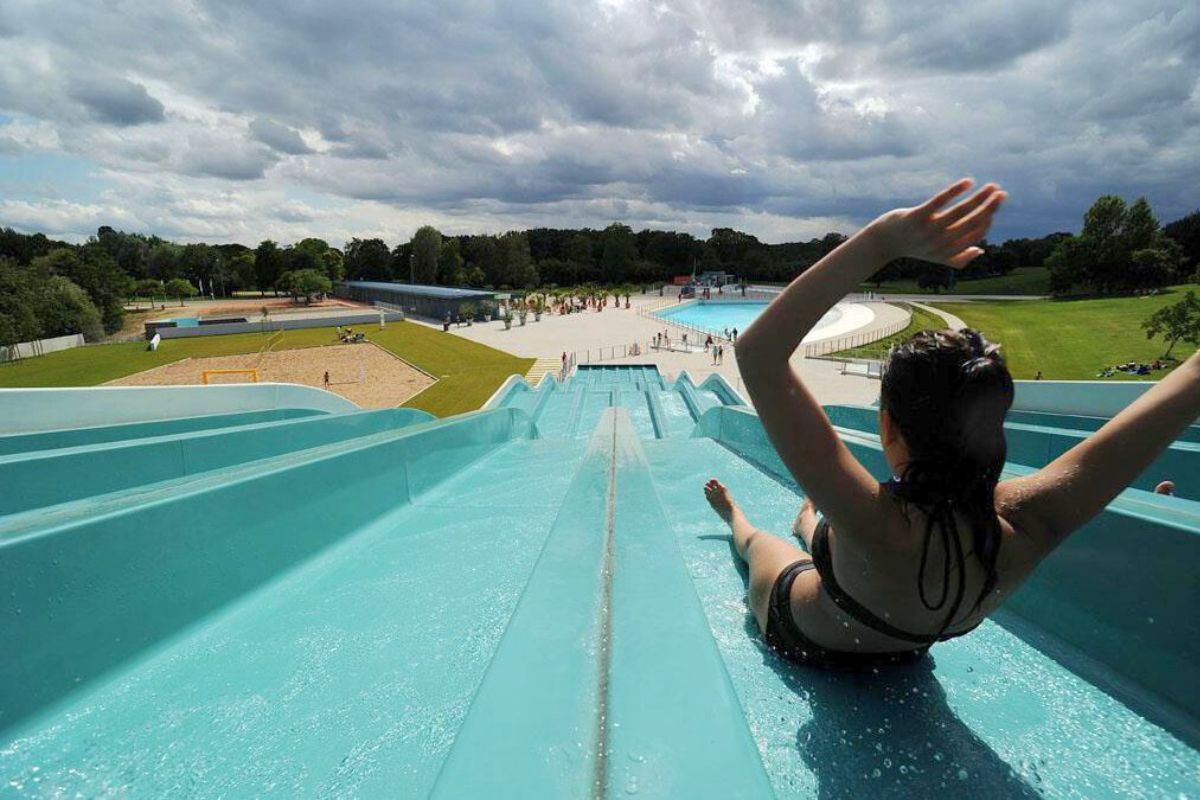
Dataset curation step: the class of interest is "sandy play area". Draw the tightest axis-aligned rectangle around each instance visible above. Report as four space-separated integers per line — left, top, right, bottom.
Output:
107 343 435 409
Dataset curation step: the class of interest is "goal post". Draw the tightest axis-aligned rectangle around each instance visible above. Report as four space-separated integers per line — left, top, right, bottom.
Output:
202 369 259 384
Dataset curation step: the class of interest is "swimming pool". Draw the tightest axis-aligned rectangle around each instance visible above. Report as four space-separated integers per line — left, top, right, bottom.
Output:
655 301 842 338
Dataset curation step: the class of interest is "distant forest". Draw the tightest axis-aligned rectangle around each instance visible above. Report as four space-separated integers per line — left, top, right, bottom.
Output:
2 202 1198 347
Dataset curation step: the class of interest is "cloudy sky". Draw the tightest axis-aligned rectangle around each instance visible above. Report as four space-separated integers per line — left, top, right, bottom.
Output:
0 0 1196 247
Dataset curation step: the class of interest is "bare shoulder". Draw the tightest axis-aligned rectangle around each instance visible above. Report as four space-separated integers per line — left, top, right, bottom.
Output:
994 477 1056 559
843 488 927 552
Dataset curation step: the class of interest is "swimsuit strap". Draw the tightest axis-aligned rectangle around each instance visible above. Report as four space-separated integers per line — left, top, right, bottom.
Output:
811 520 936 645
811 512 980 645
918 498 969 641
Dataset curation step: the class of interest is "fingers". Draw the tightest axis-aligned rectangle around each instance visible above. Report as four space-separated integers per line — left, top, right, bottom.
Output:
918 178 974 215
946 188 1006 235
935 183 1000 226
947 247 985 269
945 191 1003 251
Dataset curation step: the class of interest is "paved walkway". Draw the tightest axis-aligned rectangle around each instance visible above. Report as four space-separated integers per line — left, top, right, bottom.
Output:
909 301 967 331
430 292 893 406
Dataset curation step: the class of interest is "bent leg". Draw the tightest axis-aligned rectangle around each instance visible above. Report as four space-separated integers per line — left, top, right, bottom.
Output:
706 479 811 631
792 496 819 551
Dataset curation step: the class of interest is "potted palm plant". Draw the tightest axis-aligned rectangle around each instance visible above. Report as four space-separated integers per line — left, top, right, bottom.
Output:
459 301 477 326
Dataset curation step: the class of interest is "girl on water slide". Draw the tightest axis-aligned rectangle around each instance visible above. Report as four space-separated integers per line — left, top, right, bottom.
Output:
706 179 1200 667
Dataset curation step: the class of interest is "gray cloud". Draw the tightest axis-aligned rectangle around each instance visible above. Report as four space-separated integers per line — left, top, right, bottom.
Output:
330 137 390 160
68 76 164 126
249 117 311 154
180 134 277 180
0 0 1195 245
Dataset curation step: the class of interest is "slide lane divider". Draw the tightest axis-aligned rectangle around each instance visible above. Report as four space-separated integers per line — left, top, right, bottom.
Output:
431 411 617 798
644 387 667 440
605 410 773 797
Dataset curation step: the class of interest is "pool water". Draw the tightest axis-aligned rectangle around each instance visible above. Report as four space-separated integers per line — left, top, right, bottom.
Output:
655 301 842 337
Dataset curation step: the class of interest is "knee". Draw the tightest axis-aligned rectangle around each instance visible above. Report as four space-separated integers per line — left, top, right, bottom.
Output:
748 565 775 610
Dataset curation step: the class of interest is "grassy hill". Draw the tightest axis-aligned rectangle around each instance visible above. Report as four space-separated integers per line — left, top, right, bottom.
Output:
860 266 1051 296
0 322 532 417
933 286 1199 380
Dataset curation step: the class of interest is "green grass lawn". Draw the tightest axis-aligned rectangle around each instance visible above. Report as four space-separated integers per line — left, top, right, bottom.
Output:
829 305 947 360
933 286 1199 380
0 323 533 417
371 325 533 417
860 266 1051 296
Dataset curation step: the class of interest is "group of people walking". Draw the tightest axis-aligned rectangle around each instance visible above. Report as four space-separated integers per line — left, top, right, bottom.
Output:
703 333 726 364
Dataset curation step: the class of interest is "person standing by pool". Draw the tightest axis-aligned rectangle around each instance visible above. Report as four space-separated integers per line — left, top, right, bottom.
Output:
704 178 1200 668
323 371 330 388
732 327 738 343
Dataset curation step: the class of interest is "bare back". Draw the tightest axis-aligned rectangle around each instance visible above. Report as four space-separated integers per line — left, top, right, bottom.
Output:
787 486 1047 654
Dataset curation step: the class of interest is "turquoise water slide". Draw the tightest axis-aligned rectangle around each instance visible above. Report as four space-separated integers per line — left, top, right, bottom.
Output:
1 368 1197 798
825 403 1200 500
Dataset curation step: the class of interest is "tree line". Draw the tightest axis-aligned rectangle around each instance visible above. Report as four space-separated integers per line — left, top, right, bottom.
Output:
1047 197 1198 295
2 197 1197 350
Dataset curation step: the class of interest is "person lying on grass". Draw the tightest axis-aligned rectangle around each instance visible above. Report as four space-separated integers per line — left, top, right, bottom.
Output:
705 179 1200 668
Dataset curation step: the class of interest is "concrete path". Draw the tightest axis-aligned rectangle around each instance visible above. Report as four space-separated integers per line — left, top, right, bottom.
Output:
431 292 888 406
909 301 967 331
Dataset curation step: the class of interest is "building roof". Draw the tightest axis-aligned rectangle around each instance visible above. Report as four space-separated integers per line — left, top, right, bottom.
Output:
338 281 495 300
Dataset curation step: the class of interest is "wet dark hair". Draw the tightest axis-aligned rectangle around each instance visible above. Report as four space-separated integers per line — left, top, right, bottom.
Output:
880 328 1014 631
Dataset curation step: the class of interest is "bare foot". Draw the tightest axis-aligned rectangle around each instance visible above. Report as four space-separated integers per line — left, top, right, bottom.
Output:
704 478 737 525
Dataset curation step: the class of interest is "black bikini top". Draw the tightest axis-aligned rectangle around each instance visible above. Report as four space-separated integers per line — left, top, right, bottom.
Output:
810 481 983 645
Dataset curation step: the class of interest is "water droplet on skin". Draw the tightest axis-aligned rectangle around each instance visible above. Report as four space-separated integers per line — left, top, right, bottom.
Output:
871 768 881 778
900 765 908 774
958 768 970 780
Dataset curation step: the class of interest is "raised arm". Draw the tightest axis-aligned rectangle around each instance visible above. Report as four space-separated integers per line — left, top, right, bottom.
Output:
998 351 1200 551
736 179 1005 535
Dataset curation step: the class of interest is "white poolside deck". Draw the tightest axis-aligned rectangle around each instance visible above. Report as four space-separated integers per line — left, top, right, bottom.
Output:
424 292 914 406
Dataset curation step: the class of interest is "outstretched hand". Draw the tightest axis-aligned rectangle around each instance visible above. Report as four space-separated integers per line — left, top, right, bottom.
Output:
872 179 1006 269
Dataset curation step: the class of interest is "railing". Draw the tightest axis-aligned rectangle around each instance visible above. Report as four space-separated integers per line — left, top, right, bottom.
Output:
638 302 734 344
801 304 913 358
371 300 407 318
563 337 717 368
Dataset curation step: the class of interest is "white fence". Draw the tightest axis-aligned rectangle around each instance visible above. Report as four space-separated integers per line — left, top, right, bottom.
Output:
638 302 735 344
801 305 913 358
1 333 85 363
569 337 719 365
